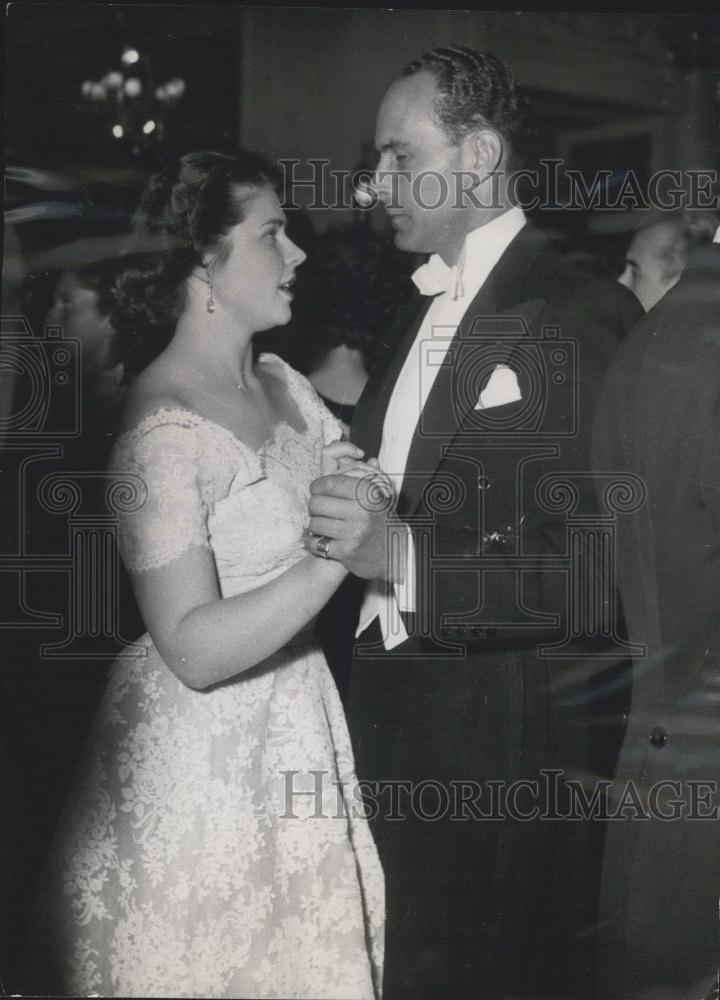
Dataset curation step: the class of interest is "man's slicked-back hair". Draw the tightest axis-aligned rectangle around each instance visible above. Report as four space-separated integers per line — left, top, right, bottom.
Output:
400 45 529 170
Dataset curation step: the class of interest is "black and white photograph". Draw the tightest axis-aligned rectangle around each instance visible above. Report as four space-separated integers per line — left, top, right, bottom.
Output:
2 5 719 999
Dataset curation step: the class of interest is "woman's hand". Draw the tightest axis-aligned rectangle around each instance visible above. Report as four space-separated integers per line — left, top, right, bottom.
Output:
321 440 365 475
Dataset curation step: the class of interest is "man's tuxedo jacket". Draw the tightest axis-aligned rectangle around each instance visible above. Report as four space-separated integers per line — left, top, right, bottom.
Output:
350 221 642 652
342 222 642 998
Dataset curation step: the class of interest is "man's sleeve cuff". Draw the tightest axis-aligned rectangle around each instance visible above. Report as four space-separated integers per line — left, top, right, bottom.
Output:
393 522 416 614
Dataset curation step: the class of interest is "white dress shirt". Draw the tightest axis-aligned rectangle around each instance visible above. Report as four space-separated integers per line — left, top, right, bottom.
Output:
358 205 528 649
713 225 720 244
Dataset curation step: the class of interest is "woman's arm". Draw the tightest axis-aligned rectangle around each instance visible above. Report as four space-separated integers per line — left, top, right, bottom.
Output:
122 435 363 690
133 546 347 690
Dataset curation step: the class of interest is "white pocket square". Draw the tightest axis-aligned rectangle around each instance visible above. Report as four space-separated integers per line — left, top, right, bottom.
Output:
475 364 522 410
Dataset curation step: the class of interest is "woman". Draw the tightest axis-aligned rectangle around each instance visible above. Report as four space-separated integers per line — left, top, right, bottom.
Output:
43 258 138 466
46 261 125 386
44 256 161 415
26 151 384 999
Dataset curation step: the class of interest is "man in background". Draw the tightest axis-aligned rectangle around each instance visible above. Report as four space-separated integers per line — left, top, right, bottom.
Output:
617 208 718 311
594 224 720 999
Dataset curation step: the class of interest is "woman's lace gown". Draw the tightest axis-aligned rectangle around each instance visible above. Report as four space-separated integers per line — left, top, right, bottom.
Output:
28 355 384 999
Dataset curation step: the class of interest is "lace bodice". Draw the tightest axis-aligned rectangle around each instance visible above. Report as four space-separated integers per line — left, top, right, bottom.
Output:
110 354 342 595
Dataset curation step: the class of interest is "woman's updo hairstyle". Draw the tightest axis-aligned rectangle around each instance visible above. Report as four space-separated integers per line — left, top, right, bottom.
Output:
112 150 280 335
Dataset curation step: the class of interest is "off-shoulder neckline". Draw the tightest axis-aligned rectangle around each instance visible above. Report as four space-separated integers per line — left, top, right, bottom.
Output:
114 353 312 457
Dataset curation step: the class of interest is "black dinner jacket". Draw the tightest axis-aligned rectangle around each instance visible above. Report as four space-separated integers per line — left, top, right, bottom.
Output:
591 242 720 998
351 221 642 647
593 242 720 664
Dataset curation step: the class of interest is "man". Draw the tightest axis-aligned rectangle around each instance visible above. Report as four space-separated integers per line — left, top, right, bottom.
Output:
593 228 720 1000
309 47 642 998
617 209 718 311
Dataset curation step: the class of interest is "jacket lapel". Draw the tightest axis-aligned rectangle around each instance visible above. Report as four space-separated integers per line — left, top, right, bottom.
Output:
398 223 548 518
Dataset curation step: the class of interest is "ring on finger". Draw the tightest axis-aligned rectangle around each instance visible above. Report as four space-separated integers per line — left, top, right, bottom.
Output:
316 535 332 560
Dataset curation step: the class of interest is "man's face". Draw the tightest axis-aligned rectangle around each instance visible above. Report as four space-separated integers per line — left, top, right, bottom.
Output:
373 71 477 264
617 224 679 312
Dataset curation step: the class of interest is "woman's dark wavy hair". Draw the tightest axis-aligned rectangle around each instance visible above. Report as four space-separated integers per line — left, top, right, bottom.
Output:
108 150 280 375
400 45 529 170
71 257 128 319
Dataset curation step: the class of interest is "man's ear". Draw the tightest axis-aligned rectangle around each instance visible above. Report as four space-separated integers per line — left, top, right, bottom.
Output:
463 129 504 179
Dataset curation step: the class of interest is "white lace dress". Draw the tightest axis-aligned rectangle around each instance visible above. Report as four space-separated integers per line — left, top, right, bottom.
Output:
28 355 384 999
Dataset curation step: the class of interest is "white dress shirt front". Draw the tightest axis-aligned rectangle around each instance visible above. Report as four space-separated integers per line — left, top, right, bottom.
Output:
358 206 527 649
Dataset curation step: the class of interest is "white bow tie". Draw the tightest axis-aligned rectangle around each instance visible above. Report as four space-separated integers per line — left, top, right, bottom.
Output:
412 253 465 299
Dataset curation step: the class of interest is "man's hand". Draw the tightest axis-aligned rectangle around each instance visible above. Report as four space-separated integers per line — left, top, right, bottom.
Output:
308 461 399 580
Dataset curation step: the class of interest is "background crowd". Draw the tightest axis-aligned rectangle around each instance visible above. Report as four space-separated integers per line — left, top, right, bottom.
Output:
2 7 719 999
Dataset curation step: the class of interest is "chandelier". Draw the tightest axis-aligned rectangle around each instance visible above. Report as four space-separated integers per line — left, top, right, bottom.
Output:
81 46 186 155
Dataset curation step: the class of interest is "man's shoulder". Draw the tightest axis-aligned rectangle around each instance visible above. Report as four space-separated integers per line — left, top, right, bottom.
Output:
529 239 623 299
597 269 720 425
527 241 642 333
497 224 639 320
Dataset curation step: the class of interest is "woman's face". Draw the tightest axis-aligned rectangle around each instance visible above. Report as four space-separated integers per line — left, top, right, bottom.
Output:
211 187 306 332
46 274 115 374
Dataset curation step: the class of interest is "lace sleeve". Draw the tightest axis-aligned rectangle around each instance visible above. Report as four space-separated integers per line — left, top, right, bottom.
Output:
111 418 212 574
320 405 344 446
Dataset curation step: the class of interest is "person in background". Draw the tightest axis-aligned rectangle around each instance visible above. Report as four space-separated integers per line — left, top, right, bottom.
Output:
307 337 372 429
45 254 178 428
617 208 719 311
2 257 149 991
305 232 413 428
47 264 123 379
593 224 720 1000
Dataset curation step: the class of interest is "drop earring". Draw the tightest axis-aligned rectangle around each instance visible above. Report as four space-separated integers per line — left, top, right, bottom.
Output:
206 272 215 314
203 262 215 313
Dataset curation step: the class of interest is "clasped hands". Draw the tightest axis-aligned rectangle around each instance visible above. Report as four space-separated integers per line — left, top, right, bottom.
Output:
306 441 398 580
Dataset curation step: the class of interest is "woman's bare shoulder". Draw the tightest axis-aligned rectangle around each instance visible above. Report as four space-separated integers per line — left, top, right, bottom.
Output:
119 356 195 434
